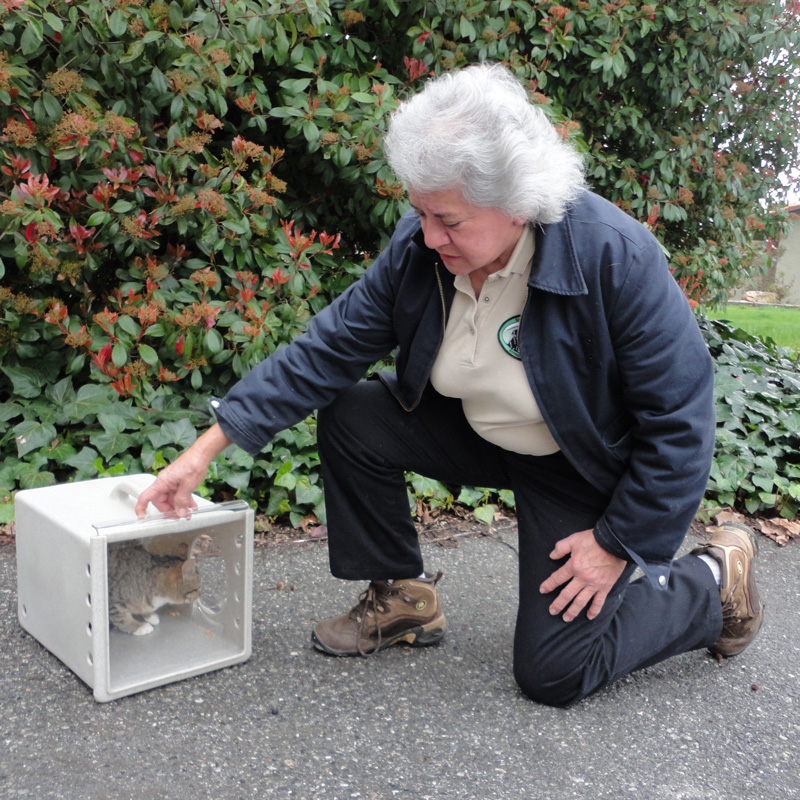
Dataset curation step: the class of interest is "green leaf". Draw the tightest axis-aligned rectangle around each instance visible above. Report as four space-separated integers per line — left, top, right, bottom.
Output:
86 211 111 226
49 438 77 461
274 460 296 490
112 342 128 368
168 1 184 29
98 412 127 434
90 430 136 458
474 504 497 525
0 402 23 423
0 501 14 524
204 328 224 355
279 78 311 94
274 22 290 57
45 377 76 407
751 473 774 492
1 365 46 399
19 469 56 490
20 19 44 55
12 419 57 457
63 384 114 419
139 344 159 365
117 315 140 337
457 486 484 506
170 95 184 118
108 9 128 38
784 413 800 434
460 15 476 41
295 475 322 506
43 12 64 32
144 323 166 338
302 119 319 142
159 418 197 449
64 447 101 477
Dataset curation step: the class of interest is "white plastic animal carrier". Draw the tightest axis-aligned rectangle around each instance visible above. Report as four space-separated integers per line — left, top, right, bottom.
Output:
15 474 254 702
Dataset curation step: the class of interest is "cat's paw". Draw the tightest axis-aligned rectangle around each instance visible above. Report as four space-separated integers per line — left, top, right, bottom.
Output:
144 613 160 625
133 622 154 635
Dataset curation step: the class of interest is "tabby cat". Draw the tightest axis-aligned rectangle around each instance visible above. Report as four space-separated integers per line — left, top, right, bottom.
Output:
107 544 202 635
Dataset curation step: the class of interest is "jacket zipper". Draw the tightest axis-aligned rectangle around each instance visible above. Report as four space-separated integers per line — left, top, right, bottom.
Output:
386 260 448 413
434 261 447 341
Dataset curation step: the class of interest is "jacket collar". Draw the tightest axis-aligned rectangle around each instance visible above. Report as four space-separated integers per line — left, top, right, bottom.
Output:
409 205 589 298
528 208 588 297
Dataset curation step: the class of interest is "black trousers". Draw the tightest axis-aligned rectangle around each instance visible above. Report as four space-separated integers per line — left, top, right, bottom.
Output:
317 381 722 707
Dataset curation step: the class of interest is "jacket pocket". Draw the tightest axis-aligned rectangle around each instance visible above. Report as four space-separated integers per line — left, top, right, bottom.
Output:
602 414 633 463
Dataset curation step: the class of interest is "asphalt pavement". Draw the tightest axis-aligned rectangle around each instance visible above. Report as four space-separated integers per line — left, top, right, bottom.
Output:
1 525 799 800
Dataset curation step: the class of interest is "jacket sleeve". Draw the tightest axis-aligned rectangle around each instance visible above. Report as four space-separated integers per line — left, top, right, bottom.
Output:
590 238 715 586
211 217 418 453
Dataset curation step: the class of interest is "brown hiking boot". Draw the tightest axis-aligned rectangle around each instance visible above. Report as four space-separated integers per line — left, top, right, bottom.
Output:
691 522 764 657
312 572 446 657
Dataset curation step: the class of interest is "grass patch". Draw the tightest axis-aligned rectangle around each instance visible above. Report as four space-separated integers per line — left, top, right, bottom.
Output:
708 304 800 353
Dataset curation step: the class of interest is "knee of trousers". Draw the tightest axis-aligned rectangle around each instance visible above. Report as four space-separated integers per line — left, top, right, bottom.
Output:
513 648 586 708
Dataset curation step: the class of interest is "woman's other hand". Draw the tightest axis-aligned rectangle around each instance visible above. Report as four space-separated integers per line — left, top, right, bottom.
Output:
539 529 627 622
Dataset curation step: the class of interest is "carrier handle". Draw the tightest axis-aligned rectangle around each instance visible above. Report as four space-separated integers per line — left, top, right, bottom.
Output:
109 482 142 506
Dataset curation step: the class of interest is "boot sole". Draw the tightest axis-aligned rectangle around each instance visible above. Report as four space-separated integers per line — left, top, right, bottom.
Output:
311 614 447 657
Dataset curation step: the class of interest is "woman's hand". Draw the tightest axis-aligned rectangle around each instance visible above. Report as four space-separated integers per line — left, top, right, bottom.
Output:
539 529 627 622
135 424 233 519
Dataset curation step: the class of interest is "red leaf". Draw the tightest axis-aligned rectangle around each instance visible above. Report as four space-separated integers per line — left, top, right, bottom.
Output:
93 343 113 370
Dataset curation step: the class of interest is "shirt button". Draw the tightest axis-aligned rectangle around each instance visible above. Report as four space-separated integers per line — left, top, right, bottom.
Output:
658 575 667 587
483 296 490 303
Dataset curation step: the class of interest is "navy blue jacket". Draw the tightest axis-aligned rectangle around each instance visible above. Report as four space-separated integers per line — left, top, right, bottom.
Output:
214 191 715 588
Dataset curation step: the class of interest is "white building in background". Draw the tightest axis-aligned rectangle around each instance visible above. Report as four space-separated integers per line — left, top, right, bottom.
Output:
773 203 800 305
733 202 800 305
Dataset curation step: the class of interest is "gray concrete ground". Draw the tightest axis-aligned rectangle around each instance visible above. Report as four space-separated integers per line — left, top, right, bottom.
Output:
1 526 799 800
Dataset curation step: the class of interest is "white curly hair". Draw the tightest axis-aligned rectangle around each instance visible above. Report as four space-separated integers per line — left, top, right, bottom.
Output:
383 63 586 224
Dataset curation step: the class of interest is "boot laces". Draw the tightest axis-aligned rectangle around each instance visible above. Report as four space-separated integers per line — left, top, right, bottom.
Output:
350 581 396 657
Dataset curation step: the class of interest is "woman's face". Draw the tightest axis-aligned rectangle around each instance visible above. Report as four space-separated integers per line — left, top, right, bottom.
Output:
408 189 526 285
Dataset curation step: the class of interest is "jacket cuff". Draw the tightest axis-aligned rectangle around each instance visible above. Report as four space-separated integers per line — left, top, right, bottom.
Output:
594 517 671 590
208 397 265 454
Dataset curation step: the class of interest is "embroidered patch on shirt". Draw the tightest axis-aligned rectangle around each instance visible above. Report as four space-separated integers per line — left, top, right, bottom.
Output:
497 316 521 360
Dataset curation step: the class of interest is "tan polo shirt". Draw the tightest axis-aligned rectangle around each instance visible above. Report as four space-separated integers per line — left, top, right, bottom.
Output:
430 225 560 456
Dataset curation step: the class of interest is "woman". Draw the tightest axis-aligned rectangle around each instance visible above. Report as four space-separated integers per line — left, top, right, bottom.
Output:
137 64 763 706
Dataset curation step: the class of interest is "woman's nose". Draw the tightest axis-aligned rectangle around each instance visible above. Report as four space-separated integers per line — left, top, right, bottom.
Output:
422 219 450 250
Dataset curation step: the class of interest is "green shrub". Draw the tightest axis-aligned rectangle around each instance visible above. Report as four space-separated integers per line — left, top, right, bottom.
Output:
0 0 404 524
701 315 800 519
1 0 799 525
